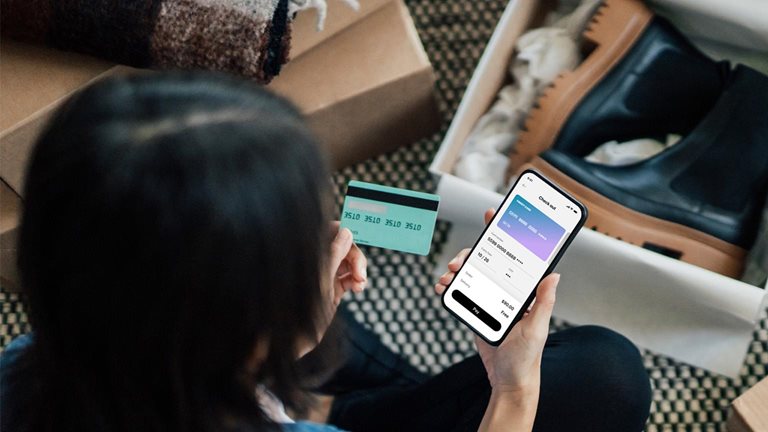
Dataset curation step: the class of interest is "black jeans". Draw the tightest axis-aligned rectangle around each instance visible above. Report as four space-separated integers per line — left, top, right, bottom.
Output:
311 307 652 432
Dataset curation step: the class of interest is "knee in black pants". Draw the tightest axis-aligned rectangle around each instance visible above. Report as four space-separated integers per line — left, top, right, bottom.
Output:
536 325 652 432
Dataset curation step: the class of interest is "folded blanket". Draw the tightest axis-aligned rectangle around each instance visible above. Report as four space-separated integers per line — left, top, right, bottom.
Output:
1 0 293 84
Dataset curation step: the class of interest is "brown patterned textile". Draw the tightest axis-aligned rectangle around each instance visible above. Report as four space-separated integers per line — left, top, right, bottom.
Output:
0 0 292 84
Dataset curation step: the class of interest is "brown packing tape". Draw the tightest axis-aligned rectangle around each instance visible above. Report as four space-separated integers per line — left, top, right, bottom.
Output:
269 0 439 166
0 179 21 292
290 0 391 59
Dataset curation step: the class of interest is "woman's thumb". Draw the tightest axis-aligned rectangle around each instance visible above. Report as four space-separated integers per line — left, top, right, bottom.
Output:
330 228 353 269
526 273 559 336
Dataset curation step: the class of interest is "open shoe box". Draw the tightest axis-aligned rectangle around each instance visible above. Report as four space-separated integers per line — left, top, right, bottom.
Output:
0 0 438 291
429 0 768 377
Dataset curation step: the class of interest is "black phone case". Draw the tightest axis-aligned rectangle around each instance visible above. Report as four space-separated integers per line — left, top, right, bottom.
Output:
441 169 588 346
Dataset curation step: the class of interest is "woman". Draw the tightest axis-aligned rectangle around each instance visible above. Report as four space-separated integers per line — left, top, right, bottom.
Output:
0 73 651 431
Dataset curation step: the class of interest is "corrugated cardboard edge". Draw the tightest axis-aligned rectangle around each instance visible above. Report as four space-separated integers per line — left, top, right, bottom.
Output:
0 65 132 196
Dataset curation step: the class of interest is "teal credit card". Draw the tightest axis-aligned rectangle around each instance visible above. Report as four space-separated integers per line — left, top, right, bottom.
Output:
340 181 440 255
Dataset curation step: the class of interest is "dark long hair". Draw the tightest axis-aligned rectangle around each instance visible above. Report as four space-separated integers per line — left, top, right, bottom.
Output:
17 72 333 432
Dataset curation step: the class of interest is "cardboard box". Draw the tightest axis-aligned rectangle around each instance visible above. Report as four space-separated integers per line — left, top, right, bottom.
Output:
430 0 767 377
0 41 133 292
0 40 124 197
728 377 768 432
269 0 439 168
0 180 21 291
290 0 391 59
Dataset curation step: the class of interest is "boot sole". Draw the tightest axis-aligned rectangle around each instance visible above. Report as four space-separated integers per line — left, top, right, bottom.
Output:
508 0 654 175
525 157 747 278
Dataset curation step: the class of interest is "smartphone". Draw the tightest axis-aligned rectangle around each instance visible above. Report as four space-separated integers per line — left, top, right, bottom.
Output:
442 169 587 345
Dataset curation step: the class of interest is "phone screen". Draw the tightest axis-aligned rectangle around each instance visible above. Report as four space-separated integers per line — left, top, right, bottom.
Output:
442 170 586 344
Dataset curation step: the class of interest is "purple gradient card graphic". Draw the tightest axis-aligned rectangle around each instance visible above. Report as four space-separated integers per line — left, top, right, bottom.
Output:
497 195 566 261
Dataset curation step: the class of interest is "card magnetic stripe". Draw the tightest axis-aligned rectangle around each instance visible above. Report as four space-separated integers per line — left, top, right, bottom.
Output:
345 185 439 211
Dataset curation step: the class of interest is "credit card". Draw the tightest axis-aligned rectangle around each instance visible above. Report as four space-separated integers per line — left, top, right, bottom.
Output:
340 181 440 255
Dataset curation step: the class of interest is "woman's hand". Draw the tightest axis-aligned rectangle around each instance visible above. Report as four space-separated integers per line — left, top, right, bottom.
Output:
475 274 558 432
474 273 557 391
434 209 559 431
299 223 367 358
329 222 367 306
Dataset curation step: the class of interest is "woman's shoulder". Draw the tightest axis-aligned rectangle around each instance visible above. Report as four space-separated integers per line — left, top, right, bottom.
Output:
1 333 35 430
1 333 34 382
1 337 349 432
284 421 348 432
1 333 33 363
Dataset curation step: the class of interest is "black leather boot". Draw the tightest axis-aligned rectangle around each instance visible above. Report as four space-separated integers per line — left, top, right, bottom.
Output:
509 0 730 172
527 65 768 278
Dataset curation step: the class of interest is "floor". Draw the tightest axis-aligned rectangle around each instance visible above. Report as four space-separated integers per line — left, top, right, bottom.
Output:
1 1 767 431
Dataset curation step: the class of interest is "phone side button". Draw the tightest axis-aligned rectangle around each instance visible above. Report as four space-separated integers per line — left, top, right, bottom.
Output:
451 290 501 331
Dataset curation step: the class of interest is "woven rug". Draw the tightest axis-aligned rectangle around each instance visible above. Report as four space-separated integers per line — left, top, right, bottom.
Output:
1 1 766 430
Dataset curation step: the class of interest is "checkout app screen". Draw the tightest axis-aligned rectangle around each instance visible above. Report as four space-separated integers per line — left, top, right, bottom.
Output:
444 172 583 342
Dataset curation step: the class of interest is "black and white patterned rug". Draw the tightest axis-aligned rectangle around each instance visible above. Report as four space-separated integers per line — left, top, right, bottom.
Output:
1 1 766 430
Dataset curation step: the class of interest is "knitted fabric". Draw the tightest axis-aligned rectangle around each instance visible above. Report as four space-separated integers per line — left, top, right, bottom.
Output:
1 0 292 84
51 0 161 67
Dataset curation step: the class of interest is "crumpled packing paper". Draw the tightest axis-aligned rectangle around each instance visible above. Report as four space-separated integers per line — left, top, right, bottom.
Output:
455 0 599 193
